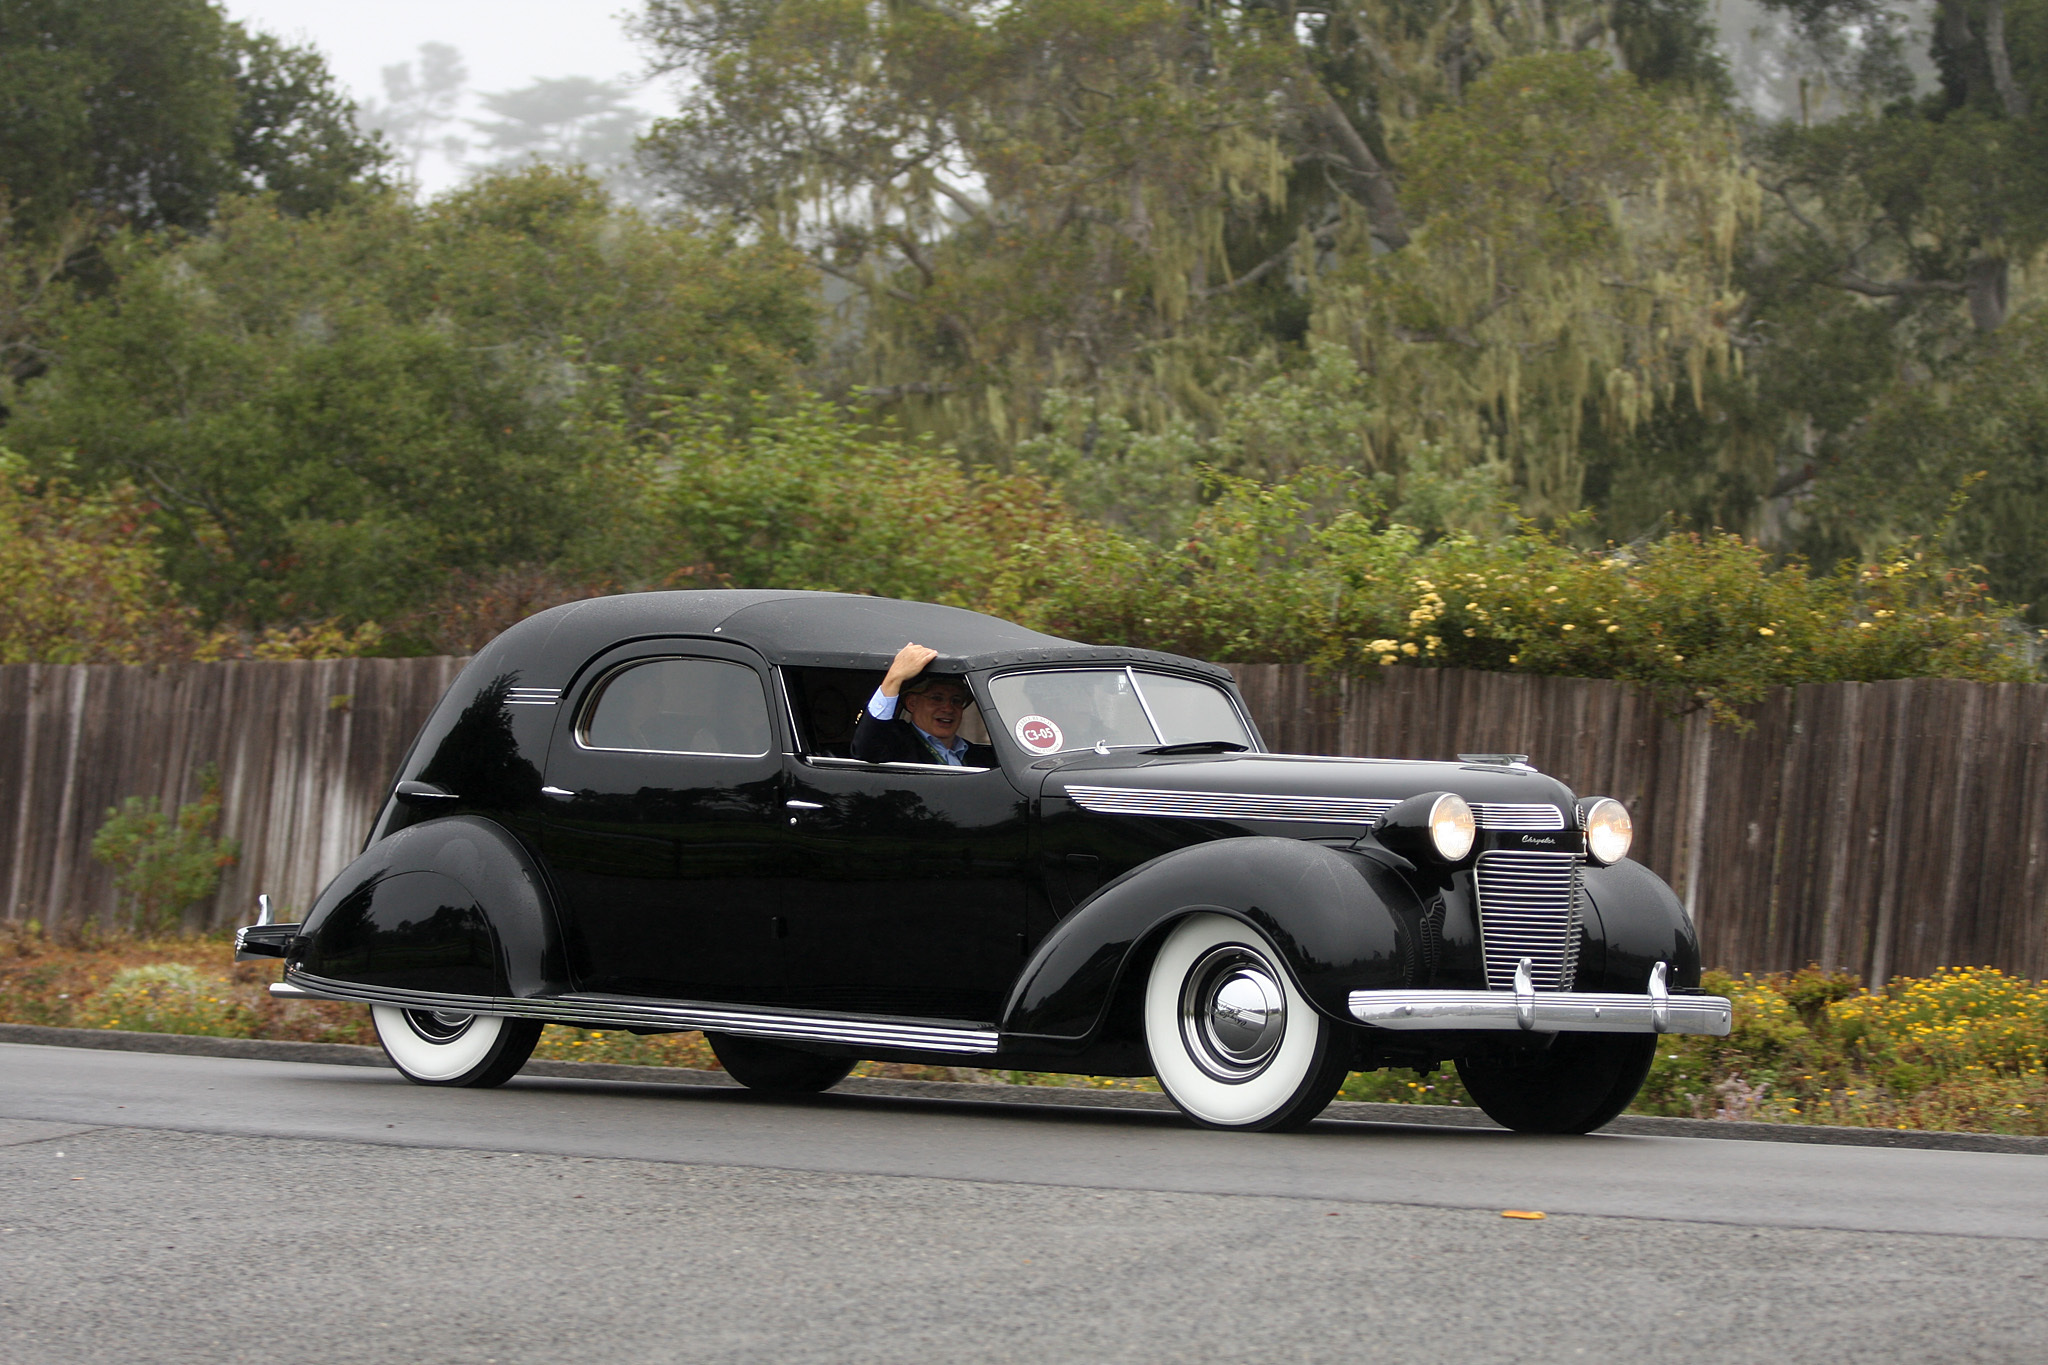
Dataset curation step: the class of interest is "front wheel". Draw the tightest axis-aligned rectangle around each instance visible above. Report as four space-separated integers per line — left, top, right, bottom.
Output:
1144 913 1349 1132
1456 1032 1656 1134
371 1006 541 1088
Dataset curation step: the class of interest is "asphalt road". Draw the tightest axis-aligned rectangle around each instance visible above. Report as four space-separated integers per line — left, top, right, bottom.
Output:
2 1042 2043 1364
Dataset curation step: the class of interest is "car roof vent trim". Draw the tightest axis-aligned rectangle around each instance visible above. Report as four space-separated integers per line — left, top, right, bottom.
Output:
506 687 562 707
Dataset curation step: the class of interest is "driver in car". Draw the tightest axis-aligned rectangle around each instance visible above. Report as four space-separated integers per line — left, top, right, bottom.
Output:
853 642 997 767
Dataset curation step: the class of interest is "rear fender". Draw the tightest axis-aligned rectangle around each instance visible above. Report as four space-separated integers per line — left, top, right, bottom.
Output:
294 816 568 998
1001 837 1420 1049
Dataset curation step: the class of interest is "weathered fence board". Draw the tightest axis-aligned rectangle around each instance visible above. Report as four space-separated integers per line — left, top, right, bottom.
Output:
1234 666 2048 980
4 656 2045 982
0 659 465 929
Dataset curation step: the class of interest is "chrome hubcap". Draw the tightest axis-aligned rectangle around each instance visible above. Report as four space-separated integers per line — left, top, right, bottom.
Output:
403 1008 476 1043
1179 945 1287 1083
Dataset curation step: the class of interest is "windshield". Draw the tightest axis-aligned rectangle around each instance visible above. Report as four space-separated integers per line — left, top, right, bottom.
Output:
987 668 1255 757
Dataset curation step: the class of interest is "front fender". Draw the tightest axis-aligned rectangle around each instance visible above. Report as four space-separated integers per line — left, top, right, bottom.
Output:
294 816 568 998
1578 858 1702 992
1001 837 1421 1049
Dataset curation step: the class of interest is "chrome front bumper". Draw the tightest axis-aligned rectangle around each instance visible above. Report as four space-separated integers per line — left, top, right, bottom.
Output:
1348 961 1732 1036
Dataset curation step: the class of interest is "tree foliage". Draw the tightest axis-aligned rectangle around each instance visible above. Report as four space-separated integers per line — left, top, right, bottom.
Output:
0 449 205 664
636 0 1740 514
6 168 816 626
0 0 385 239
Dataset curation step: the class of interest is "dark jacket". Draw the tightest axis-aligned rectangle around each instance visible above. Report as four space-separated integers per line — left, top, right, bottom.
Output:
851 710 996 767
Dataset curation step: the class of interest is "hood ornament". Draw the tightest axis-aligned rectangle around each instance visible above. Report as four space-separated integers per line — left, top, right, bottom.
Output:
1458 753 1535 772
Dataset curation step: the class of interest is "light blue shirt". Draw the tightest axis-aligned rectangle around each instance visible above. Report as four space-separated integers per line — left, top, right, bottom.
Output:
867 687 970 765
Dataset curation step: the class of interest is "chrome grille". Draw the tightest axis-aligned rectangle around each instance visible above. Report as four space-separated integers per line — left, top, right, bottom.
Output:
1473 850 1582 991
1469 802 1565 831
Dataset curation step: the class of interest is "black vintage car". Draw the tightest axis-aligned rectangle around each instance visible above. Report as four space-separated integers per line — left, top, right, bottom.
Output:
238 590 1730 1133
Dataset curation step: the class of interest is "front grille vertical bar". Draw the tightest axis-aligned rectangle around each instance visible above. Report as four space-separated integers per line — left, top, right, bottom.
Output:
1473 850 1583 991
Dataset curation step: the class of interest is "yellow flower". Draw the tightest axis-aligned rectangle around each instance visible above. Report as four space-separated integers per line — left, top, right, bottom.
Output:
1560 623 1575 631
1758 627 1774 636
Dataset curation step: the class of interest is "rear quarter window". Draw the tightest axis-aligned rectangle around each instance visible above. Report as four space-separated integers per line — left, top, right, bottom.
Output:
579 657 772 756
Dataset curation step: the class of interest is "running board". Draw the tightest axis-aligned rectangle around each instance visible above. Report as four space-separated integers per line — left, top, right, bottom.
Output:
275 970 1001 1055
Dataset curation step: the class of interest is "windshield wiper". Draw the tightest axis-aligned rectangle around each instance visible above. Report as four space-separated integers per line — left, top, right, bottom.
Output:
1143 740 1249 755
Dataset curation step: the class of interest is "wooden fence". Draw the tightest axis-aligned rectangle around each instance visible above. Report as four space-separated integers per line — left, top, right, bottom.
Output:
1 659 465 933
4 657 2045 982
1234 666 2048 983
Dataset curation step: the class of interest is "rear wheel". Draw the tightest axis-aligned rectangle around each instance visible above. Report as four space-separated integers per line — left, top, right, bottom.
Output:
707 1032 857 1094
1456 1033 1656 1134
371 1006 541 1088
1144 913 1348 1132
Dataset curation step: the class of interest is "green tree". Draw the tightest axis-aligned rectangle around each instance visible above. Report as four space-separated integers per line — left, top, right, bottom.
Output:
1711 0 2048 569
0 0 385 239
7 168 815 626
634 0 1740 515
1816 314 2048 615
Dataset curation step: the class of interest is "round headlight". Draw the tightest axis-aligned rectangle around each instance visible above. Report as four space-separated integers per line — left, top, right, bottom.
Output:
1428 793 1476 863
1582 797 1632 865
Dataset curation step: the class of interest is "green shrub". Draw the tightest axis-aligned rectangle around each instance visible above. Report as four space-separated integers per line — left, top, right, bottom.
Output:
89 765 240 935
981 468 2037 723
1634 966 2048 1133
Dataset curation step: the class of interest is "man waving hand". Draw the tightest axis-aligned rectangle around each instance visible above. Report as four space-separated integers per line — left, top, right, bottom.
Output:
852 642 996 767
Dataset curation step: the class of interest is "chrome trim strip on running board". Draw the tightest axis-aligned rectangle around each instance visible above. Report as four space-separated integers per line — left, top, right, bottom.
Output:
274 971 1002 1054
1348 964 1731 1037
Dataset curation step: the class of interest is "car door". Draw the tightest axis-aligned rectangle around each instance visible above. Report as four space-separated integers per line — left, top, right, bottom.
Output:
779 686 1031 1023
541 641 790 1003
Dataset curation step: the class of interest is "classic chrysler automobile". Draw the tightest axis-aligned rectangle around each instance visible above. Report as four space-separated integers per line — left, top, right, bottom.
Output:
238 590 1731 1133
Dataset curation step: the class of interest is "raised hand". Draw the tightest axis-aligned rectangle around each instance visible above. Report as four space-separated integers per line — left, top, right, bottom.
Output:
880 641 940 696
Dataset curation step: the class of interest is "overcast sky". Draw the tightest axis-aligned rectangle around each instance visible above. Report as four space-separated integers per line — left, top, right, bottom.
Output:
224 0 664 194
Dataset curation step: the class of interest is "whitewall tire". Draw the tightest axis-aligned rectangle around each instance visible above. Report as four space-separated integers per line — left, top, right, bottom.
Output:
371 1005 542 1088
1144 913 1349 1132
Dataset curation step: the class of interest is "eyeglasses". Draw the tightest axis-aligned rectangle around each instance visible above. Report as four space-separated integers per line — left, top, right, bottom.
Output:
909 689 973 708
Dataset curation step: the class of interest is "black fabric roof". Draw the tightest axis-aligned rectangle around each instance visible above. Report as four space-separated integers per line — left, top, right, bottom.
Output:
477 590 1233 685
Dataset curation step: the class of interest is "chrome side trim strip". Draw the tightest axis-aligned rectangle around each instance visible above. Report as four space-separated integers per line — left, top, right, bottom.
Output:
1348 986 1732 1037
1066 785 1397 824
277 971 1001 1054
806 756 992 774
1066 786 1566 831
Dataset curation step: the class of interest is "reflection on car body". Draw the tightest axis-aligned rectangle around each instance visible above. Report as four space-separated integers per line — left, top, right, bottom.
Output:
238 589 1731 1132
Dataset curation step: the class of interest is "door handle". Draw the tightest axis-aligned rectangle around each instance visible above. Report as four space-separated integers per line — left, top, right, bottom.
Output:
785 800 825 811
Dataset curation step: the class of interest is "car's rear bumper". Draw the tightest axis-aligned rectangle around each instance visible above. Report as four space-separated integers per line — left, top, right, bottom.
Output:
1348 964 1732 1037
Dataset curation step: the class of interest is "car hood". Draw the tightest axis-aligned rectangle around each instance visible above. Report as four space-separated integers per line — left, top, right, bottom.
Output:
1037 751 1581 831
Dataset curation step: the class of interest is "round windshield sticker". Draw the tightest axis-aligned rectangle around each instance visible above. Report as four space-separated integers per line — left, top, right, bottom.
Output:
1015 715 1065 754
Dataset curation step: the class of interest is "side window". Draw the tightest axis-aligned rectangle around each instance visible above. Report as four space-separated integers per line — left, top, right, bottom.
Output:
579 658 772 757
